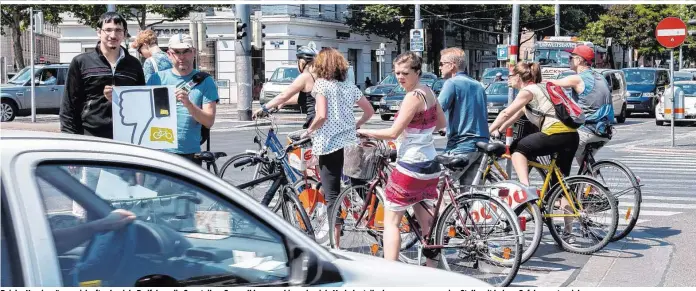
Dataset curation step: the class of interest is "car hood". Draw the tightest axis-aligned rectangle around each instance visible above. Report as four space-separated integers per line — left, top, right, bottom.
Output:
367 85 397 95
383 92 407 102
487 94 510 104
626 84 656 92
262 82 291 92
1 83 23 89
328 249 491 286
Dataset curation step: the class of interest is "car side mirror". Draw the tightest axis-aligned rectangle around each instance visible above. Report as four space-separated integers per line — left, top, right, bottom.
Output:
287 245 342 286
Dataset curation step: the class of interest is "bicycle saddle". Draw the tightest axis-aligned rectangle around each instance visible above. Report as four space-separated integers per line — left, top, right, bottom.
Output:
585 141 607 150
475 141 507 157
435 154 469 170
194 151 227 162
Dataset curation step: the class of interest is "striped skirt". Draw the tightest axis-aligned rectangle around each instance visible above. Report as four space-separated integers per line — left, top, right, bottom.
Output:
383 160 441 211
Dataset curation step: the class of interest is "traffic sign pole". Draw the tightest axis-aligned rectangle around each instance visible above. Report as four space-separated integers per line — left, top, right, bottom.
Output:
670 49 675 147
655 17 687 147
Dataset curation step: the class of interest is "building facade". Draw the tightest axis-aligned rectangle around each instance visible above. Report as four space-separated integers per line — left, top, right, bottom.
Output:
1 23 61 82
57 5 395 104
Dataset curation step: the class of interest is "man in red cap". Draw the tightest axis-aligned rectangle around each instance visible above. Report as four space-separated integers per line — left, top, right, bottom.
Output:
550 45 614 165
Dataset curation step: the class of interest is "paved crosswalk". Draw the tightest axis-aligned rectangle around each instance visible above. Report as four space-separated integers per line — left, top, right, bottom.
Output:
598 152 696 226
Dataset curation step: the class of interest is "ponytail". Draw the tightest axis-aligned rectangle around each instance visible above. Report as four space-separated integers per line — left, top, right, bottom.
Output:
514 61 543 84
530 62 542 83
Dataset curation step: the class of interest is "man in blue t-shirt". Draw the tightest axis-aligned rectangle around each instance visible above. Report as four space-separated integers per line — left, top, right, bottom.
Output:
147 33 219 164
437 47 490 185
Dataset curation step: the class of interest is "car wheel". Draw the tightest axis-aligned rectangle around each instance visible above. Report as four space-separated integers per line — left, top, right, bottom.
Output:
648 100 657 118
616 105 627 124
380 115 391 121
1 99 17 122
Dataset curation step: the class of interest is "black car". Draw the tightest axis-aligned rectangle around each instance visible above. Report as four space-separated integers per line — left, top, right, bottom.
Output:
364 72 438 109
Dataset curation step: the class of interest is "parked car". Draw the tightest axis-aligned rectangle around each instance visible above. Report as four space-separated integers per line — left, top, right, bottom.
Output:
622 67 670 117
260 65 355 111
378 84 409 121
1 63 69 122
480 67 509 86
655 81 696 126
484 81 515 120
364 72 438 108
680 68 696 79
0 130 491 287
554 69 629 123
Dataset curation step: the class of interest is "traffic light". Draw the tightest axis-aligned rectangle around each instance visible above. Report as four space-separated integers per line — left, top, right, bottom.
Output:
235 21 248 40
689 19 696 36
252 18 266 50
33 11 44 34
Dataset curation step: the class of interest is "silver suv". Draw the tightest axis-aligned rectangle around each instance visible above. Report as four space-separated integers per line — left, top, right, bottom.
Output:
1 63 69 122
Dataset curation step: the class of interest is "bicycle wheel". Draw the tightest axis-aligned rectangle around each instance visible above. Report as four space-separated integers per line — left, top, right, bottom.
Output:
484 173 544 265
219 153 278 210
280 186 316 239
585 160 641 242
292 177 330 246
435 193 523 287
328 184 416 260
544 176 618 255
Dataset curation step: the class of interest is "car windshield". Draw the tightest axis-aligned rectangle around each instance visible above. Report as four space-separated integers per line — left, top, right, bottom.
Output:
534 49 571 67
380 73 398 85
483 68 508 78
676 84 696 96
485 82 510 95
7 67 39 85
268 67 300 83
623 69 656 84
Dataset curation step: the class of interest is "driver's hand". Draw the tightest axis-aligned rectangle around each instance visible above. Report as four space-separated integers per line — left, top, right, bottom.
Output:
94 209 136 232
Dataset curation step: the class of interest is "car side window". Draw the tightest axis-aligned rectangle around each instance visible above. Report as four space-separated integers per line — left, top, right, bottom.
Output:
57 68 68 85
610 73 621 91
35 164 289 287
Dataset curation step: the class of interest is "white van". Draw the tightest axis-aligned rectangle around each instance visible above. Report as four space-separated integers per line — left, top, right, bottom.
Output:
260 64 355 110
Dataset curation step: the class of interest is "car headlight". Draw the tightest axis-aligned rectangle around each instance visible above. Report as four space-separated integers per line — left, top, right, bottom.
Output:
364 87 373 94
643 92 656 97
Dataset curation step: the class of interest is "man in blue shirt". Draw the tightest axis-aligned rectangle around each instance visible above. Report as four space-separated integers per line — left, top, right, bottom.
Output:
437 47 490 185
147 33 219 164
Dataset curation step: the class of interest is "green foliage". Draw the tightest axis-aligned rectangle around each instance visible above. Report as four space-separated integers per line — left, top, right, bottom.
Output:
344 5 413 53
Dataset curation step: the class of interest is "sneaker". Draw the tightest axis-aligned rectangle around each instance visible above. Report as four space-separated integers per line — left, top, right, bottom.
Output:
562 231 576 244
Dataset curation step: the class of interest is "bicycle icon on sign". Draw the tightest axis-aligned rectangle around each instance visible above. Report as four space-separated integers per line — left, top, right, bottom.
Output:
150 127 175 143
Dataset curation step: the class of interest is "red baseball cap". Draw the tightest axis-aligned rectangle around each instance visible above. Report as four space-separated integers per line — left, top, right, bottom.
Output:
566 45 594 65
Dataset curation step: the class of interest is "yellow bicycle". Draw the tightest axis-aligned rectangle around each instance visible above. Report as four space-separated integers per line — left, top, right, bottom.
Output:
475 141 619 257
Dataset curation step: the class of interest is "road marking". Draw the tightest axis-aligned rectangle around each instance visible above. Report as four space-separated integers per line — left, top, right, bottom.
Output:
620 209 681 216
637 203 696 209
620 218 649 225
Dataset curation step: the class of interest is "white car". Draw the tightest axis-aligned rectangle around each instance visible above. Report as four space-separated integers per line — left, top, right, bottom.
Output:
655 81 696 126
0 130 490 287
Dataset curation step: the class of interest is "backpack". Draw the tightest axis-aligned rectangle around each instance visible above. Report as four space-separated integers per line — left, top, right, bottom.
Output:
529 82 586 129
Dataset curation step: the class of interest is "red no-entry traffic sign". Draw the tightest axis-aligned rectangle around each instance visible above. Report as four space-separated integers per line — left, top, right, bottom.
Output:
655 17 687 49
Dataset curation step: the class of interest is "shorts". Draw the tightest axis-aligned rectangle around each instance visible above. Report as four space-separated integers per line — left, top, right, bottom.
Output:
575 128 610 159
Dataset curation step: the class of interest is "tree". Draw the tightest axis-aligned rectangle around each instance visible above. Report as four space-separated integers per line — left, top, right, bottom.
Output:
1 5 69 70
344 5 414 54
67 5 210 31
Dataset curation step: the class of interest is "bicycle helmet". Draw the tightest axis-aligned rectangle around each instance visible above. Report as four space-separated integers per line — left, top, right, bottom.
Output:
296 45 318 62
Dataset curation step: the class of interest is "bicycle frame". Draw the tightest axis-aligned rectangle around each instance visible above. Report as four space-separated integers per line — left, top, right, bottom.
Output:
482 155 584 218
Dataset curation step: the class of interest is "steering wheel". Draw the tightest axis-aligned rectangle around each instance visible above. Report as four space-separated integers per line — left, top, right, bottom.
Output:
70 222 137 286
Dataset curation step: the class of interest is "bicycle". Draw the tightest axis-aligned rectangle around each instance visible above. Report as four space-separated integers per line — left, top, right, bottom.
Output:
574 141 642 241
329 140 525 287
475 140 620 257
217 137 316 239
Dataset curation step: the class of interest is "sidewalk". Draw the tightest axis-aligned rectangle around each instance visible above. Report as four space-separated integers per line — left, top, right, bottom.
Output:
1 103 307 133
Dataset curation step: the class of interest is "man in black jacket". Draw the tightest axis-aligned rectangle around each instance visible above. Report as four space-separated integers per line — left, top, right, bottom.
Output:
60 12 146 139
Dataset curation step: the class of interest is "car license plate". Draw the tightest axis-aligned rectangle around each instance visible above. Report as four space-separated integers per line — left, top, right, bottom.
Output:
488 108 499 114
390 106 400 110
627 105 635 109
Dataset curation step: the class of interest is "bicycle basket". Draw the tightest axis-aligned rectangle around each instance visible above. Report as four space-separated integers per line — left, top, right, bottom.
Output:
343 141 381 180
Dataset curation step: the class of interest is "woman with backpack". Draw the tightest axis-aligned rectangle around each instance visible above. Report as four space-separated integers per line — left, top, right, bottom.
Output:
488 62 580 186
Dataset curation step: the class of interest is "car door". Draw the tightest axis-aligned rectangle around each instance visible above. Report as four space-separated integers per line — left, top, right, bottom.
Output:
613 71 627 112
50 67 68 110
9 150 338 287
36 68 61 110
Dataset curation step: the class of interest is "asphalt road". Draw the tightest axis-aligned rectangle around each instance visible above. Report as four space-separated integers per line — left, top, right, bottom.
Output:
208 110 696 287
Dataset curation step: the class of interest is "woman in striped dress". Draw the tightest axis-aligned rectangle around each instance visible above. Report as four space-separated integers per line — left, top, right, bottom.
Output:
357 52 447 266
